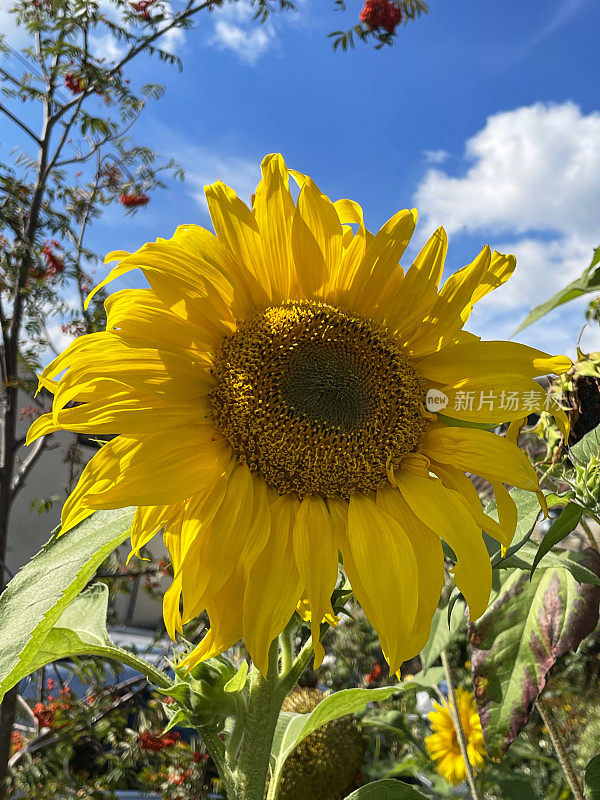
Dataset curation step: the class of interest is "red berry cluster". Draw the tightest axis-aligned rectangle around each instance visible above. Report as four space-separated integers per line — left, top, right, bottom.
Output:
33 688 73 729
11 731 23 753
29 240 65 281
365 663 382 683
64 73 85 94
360 0 403 33
131 0 157 20
192 751 210 763
138 729 181 751
42 240 65 276
119 192 150 207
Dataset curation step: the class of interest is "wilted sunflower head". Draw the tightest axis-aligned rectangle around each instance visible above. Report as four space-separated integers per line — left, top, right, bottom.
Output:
425 687 486 785
28 154 571 675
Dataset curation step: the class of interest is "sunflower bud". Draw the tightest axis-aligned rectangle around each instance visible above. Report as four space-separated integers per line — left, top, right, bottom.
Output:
574 457 600 511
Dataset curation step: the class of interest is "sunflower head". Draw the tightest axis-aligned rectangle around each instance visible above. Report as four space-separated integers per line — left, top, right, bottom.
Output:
28 153 571 677
425 687 486 785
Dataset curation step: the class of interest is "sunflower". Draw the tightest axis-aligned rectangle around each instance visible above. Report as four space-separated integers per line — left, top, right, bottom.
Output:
425 687 486 785
28 154 570 676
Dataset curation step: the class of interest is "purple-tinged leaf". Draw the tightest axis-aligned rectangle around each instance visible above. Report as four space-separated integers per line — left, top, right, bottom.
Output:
469 549 600 758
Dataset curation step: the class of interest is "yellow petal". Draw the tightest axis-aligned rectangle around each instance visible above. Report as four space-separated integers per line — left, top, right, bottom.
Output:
389 226 447 339
407 245 491 355
434 374 569 434
376 487 445 656
204 180 271 309
179 463 255 617
396 471 491 619
293 175 342 296
421 426 540 493
178 570 245 671
344 493 418 672
244 494 302 676
417 340 572 383
346 208 416 316
253 153 295 302
292 495 339 668
80 429 230 510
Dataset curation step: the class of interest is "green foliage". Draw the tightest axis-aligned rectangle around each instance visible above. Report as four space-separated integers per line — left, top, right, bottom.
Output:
344 779 429 798
585 754 600 800
419 602 466 670
270 686 400 795
531 502 584 574
470 552 600 758
516 244 600 332
0 508 137 702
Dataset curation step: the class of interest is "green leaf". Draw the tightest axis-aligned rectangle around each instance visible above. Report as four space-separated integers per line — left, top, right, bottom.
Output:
224 660 249 693
270 685 401 793
343 778 429 799
500 541 600 588
584 754 600 800
494 776 537 800
570 422 600 467
419 601 465 669
9 583 171 691
515 244 600 332
531 502 584 574
0 508 136 701
470 550 600 758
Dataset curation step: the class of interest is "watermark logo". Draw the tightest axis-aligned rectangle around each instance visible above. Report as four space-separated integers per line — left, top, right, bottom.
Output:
426 388 449 412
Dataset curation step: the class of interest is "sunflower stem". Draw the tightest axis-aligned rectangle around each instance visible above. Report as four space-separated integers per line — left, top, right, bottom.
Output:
536 698 585 800
441 649 483 800
235 639 285 800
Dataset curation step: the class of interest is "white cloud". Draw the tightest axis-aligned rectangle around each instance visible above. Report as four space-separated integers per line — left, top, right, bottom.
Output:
175 145 260 214
90 32 126 63
412 102 600 353
209 1 278 64
423 149 449 165
415 102 600 240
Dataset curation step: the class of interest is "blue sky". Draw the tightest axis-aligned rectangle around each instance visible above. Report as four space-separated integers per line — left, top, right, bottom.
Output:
2 0 600 357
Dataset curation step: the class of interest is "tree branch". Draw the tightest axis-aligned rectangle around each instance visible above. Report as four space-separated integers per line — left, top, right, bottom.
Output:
0 102 41 144
10 435 48 498
51 0 211 125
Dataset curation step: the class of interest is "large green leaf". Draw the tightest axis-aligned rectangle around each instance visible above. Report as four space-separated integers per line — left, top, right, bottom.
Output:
0 508 136 701
10 583 171 690
584 754 600 800
515 244 600 333
469 550 600 757
343 779 429 799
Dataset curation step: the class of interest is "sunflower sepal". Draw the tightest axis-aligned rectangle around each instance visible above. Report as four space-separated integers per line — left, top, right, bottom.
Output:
156 654 244 733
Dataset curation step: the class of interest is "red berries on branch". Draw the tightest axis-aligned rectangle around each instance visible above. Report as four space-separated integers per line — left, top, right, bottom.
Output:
131 0 157 20
42 240 65 277
360 1 403 33
119 192 150 207
64 73 85 94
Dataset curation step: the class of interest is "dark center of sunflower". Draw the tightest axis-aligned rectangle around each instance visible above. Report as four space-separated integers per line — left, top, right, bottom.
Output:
209 301 428 498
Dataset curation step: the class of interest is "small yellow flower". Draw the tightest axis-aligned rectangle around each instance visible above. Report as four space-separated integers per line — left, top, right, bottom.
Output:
425 688 486 785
